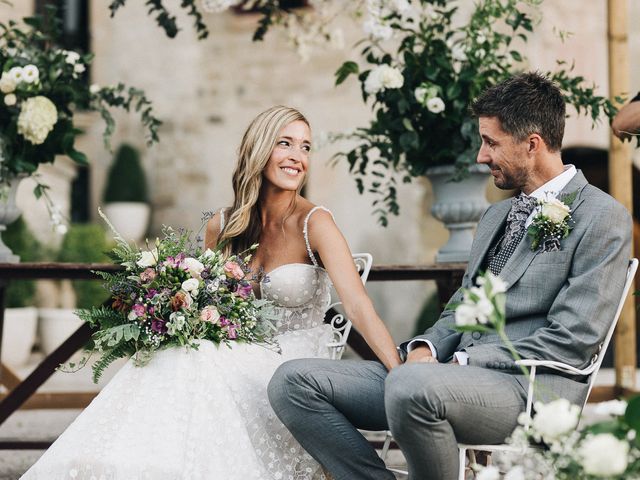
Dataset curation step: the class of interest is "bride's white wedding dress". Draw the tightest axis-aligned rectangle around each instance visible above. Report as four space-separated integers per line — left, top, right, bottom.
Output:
22 207 335 480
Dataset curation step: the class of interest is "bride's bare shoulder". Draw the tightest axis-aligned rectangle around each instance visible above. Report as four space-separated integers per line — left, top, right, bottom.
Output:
205 208 229 249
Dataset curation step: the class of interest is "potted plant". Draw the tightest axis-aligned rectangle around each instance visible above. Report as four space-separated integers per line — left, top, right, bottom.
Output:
334 0 616 261
0 8 160 261
38 223 110 355
1 216 40 367
102 143 150 243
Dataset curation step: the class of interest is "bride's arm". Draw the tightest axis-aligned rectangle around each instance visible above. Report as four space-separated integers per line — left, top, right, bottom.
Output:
307 210 401 370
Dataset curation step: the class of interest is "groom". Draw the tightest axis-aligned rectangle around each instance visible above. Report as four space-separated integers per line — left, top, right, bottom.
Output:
268 72 632 479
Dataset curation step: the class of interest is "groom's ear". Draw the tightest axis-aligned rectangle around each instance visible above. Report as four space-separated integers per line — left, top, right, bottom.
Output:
527 134 543 155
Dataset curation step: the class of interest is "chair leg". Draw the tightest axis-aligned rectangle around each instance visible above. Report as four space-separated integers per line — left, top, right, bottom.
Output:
458 447 467 480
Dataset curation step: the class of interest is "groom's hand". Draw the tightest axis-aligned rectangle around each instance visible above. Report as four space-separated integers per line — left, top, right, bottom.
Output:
406 345 439 364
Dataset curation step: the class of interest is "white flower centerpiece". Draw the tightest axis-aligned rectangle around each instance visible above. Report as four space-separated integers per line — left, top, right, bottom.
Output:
0 8 160 251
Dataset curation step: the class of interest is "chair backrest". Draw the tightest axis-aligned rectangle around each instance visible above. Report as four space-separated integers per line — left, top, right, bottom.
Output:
582 258 638 409
326 253 373 359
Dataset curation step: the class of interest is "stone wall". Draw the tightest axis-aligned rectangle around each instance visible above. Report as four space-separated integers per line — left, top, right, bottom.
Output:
2 1 638 340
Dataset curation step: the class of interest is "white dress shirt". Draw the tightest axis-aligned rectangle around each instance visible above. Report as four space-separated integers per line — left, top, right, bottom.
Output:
407 165 578 364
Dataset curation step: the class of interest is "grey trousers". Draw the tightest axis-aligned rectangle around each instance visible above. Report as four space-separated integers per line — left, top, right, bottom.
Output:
268 359 527 480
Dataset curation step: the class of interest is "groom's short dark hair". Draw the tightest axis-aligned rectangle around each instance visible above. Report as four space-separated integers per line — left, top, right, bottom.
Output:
471 72 565 152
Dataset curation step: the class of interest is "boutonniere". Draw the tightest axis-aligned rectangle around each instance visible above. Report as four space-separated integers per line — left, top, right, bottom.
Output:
527 191 577 252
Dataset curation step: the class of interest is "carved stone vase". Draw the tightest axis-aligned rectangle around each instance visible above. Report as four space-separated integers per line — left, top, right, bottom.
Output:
425 164 490 263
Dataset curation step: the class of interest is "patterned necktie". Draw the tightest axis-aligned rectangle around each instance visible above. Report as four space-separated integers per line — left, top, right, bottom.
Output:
487 193 538 275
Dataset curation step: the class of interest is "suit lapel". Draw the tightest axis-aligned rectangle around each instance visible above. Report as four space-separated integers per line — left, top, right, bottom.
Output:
468 200 511 279
499 170 589 290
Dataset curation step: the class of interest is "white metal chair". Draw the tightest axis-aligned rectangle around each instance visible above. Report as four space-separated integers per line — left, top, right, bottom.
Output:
326 253 373 360
382 258 638 480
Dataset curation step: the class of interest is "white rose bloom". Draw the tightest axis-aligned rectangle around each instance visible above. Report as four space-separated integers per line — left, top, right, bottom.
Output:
594 399 627 416
136 248 158 268
17 96 58 145
8 66 24 83
0 73 16 93
541 198 570 223
578 433 629 476
183 257 205 279
64 50 80 64
455 303 479 326
451 43 467 62
89 84 101 94
414 86 429 104
476 465 500 480
181 278 200 293
22 64 39 84
363 18 393 41
504 466 525 480
476 32 487 44
4 93 16 106
365 65 404 94
426 97 445 114
73 63 85 74
531 398 580 443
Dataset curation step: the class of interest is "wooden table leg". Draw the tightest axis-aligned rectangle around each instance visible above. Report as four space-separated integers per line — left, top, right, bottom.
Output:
0 322 93 426
0 281 6 382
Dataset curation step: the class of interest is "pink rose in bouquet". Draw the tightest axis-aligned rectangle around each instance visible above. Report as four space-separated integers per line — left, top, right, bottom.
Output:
224 261 245 280
200 306 221 325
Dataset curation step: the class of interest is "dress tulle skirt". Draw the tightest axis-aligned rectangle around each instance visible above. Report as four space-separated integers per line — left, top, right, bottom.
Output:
21 326 334 480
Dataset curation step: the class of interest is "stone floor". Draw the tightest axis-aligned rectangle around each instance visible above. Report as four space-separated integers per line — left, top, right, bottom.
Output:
0 362 625 479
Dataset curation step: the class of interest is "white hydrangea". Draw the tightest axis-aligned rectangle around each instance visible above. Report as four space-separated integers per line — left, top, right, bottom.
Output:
426 97 445 114
594 399 627 417
17 96 58 145
531 398 580 443
22 64 39 84
578 433 629 476
0 72 16 93
364 64 404 94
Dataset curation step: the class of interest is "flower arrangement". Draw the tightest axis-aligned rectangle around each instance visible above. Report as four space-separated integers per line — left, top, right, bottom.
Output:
75 211 277 383
477 397 640 479
528 193 575 252
333 0 618 225
455 271 640 479
0 9 160 216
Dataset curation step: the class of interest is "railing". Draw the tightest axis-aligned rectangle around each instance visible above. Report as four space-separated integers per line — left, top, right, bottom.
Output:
0 261 633 450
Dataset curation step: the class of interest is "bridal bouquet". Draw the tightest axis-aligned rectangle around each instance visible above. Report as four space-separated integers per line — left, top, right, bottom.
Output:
77 212 277 382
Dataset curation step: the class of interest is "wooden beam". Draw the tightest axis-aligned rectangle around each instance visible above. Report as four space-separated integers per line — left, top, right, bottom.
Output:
608 0 636 391
0 363 21 390
0 391 97 409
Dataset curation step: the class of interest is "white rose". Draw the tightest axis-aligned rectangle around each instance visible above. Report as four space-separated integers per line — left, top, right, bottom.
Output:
22 64 39 84
183 257 205 279
4 93 16 106
541 198 570 223
0 73 16 93
364 65 404 94
594 399 627 417
64 50 80 64
73 63 85 74
17 96 58 145
8 66 23 83
363 18 393 41
451 43 467 62
476 32 487 44
503 466 525 480
426 97 445 114
181 278 200 293
136 248 158 268
414 86 429 104
89 84 101 94
476 465 500 480
578 433 629 476
531 398 580 443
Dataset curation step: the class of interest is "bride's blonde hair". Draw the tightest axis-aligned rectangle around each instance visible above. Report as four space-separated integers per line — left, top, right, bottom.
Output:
219 105 310 256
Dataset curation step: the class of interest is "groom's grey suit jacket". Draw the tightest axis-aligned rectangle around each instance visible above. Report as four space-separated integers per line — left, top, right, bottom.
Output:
408 171 632 406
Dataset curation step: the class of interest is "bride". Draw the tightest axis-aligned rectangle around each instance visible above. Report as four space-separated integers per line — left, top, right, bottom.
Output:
21 105 401 480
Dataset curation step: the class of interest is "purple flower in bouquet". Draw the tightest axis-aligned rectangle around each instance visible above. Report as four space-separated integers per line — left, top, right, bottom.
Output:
219 316 230 327
163 253 186 269
140 268 156 283
227 324 238 340
145 289 158 300
127 303 146 321
151 318 168 334
235 283 253 299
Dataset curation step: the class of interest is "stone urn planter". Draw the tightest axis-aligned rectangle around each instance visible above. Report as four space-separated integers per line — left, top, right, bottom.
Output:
2 307 38 367
0 175 25 262
103 202 150 243
426 164 490 263
38 308 84 356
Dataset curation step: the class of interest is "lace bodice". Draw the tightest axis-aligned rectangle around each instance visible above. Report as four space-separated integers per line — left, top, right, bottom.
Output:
221 206 334 335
